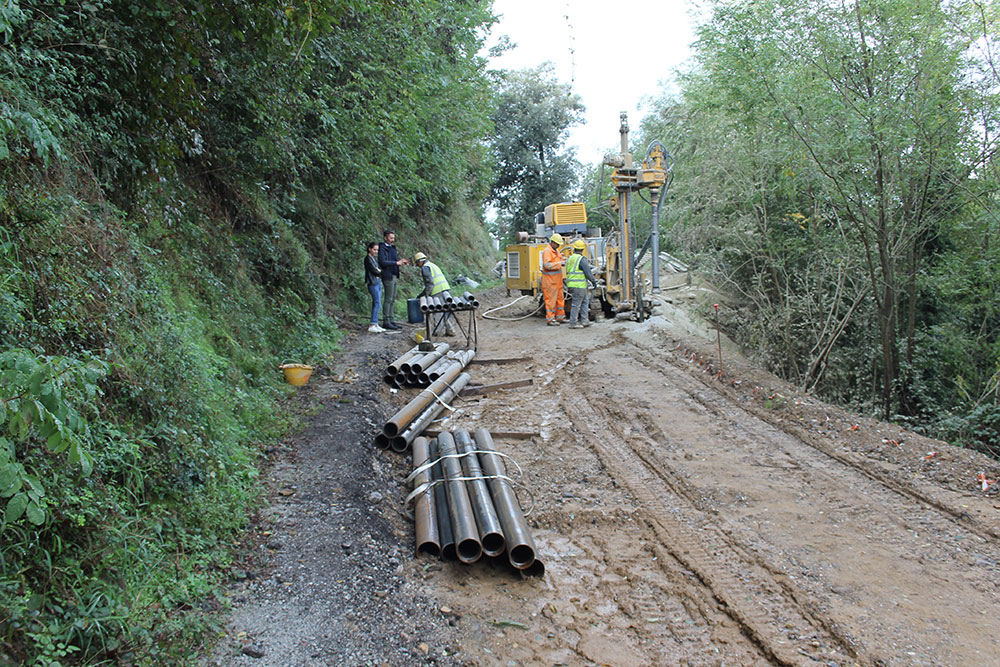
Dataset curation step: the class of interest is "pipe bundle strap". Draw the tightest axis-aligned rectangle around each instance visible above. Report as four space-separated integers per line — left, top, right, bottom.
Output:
404 449 523 486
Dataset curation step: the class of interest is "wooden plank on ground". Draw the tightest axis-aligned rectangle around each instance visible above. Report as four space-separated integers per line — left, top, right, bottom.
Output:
460 378 533 396
469 356 532 365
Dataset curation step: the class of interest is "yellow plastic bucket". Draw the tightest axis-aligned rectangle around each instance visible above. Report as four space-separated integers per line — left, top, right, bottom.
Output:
279 363 314 386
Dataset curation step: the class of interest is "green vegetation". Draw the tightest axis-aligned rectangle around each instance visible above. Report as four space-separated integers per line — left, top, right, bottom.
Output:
0 0 496 663
644 0 1000 456
487 63 585 239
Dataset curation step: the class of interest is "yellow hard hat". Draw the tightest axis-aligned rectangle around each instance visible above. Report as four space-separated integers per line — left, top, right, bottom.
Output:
572 239 586 250
413 252 428 262
549 233 564 245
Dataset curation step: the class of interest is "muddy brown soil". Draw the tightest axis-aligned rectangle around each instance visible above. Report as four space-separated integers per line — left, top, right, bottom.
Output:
207 273 1000 666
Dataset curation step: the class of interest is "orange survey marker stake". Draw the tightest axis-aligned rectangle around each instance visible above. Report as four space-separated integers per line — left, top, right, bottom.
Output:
976 472 996 492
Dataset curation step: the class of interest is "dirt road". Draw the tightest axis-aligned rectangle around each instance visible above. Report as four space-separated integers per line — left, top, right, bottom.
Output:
209 278 1000 666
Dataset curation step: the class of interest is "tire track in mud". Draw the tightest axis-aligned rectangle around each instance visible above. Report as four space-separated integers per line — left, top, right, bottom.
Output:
633 334 1000 545
561 365 865 666
571 335 1000 665
531 507 756 666
624 334 1000 545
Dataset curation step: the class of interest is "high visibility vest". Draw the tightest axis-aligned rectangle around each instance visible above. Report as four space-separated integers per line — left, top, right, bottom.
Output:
565 253 587 288
426 261 450 295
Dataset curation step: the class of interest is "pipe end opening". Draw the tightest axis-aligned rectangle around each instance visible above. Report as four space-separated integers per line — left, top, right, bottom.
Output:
417 543 441 558
509 544 535 569
482 533 505 557
457 539 482 564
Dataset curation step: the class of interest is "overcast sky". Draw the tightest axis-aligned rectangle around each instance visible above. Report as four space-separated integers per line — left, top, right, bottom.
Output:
484 0 699 162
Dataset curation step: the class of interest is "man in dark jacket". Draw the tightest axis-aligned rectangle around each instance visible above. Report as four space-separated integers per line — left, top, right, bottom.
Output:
377 229 409 330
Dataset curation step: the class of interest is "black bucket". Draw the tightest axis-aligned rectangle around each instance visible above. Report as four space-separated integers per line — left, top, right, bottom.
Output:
407 298 424 324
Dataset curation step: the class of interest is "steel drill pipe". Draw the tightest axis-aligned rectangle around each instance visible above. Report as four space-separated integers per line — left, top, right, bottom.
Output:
426 366 450 384
419 296 430 313
473 428 537 570
426 349 475 384
437 432 482 564
424 359 459 385
411 437 440 557
390 372 471 452
523 558 545 577
383 363 465 437
461 291 480 309
419 355 452 383
400 343 448 375
454 430 505 557
387 347 421 376
411 346 449 374
374 433 391 450
430 439 456 561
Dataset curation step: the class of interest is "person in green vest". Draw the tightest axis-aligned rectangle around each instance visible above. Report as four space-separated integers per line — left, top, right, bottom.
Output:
414 252 457 336
565 239 598 329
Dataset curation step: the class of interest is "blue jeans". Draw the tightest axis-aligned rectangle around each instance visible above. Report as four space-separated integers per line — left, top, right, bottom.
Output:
368 282 383 325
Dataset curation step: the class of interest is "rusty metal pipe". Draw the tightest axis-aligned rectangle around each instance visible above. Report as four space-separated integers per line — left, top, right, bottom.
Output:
430 439 455 561
437 432 482 564
411 437 440 557
473 428 537 569
454 430 505 557
374 433 390 450
390 372 471 451
382 362 465 437
387 347 421 375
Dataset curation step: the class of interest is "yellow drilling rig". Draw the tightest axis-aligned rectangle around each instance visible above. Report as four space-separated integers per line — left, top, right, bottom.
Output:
504 112 673 322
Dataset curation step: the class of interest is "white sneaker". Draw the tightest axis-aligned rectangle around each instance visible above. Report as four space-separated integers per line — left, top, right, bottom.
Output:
368 324 385 333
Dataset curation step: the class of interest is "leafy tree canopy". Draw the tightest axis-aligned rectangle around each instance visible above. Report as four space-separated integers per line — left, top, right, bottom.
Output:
487 63 585 237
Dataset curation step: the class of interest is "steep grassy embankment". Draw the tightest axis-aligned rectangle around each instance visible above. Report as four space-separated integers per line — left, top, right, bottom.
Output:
0 1 495 663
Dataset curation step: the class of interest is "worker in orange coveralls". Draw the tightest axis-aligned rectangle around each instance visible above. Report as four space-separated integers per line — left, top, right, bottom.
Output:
541 232 566 325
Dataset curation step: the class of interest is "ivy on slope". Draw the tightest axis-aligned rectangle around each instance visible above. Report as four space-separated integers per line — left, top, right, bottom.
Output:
0 0 496 664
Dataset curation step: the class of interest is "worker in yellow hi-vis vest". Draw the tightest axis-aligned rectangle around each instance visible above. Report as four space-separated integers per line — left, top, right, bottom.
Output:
414 252 456 336
565 239 598 329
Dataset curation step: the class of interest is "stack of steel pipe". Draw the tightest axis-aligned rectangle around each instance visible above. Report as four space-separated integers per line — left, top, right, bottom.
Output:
385 348 475 389
378 348 476 451
383 343 449 387
408 428 543 575
418 293 480 312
